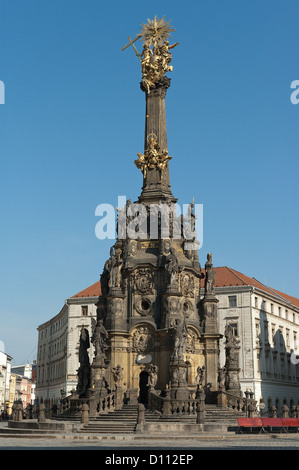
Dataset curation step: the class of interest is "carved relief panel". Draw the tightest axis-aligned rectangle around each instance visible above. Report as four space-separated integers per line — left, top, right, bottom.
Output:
180 271 194 297
163 296 194 319
134 267 154 295
132 267 155 317
132 325 154 355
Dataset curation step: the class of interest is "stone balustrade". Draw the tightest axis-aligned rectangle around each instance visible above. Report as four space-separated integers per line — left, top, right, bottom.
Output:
59 389 125 418
148 389 203 417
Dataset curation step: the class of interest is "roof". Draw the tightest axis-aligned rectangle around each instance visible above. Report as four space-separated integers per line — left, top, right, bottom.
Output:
70 266 299 309
71 280 102 299
202 266 299 309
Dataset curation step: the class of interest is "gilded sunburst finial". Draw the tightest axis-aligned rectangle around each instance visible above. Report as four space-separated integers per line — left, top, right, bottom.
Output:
140 16 175 47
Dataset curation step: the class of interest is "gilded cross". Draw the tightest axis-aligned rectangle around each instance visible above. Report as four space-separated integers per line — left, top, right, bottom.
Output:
121 34 142 60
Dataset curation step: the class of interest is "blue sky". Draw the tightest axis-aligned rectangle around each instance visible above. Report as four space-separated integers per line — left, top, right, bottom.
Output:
0 0 299 365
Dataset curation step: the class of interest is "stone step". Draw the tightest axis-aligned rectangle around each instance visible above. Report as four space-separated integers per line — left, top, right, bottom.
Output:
80 423 136 433
94 417 160 422
0 427 55 435
94 405 160 421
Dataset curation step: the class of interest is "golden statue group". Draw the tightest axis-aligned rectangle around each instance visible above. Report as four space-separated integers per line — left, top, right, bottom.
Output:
121 16 179 93
140 39 179 93
134 133 172 179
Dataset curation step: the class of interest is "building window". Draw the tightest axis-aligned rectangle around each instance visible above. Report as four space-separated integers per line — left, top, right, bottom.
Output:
255 321 260 339
271 303 274 314
279 326 284 347
271 324 276 343
278 306 281 317
255 297 258 308
286 329 290 348
228 296 237 308
264 320 269 342
81 306 88 316
227 322 238 337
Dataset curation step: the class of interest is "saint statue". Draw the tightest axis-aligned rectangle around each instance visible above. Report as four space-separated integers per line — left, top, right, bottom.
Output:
112 364 124 390
205 253 215 295
195 366 206 387
165 246 178 286
147 364 158 389
224 323 240 367
91 318 109 360
170 317 188 360
79 327 90 366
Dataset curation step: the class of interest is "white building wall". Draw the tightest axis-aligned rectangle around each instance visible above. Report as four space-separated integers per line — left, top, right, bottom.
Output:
217 287 255 391
36 298 97 404
217 286 299 412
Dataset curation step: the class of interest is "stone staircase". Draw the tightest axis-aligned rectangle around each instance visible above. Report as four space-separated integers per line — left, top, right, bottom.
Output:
79 404 160 434
78 403 244 434
205 404 244 421
204 404 244 431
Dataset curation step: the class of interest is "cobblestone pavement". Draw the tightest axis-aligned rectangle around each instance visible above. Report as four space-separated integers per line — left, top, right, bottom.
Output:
1 421 299 451
1 433 299 450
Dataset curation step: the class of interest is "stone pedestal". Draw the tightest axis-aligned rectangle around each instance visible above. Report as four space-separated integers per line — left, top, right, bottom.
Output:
89 360 109 397
135 403 145 433
224 323 242 398
199 256 222 400
169 359 189 400
81 404 89 425
77 364 91 397
217 390 228 408
125 388 139 405
201 333 221 396
201 297 219 334
38 403 46 423
225 367 242 395
106 290 126 331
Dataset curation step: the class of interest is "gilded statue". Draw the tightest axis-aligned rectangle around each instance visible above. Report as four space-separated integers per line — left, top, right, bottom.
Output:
122 16 179 93
134 134 172 178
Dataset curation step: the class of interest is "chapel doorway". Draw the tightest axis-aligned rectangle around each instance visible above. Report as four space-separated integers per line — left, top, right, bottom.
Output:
139 371 149 404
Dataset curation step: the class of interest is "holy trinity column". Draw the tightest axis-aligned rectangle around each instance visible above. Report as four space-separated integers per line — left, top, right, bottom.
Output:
83 17 223 407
